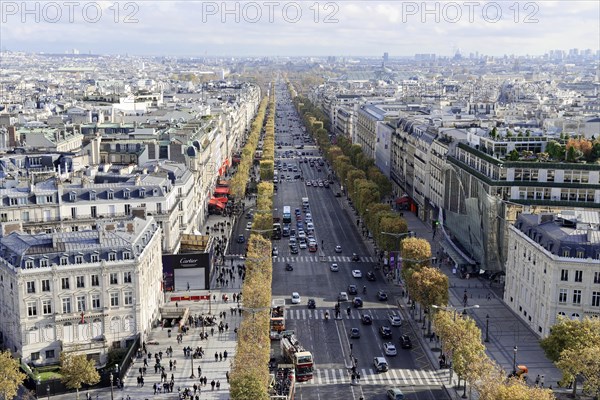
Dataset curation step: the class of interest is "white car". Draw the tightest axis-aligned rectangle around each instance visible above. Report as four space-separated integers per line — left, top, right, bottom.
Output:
335 245 342 253
272 247 278 257
352 270 363 278
383 342 397 356
338 292 349 301
330 263 339 272
246 222 253 230
291 292 301 304
388 315 403 326
299 240 307 249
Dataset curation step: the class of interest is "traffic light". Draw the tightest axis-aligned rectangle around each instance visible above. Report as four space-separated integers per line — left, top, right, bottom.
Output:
432 220 440 229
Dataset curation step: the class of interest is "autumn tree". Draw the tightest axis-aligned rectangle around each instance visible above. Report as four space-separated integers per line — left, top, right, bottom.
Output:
0 350 26 400
411 267 449 335
540 316 600 396
556 345 600 397
59 353 100 399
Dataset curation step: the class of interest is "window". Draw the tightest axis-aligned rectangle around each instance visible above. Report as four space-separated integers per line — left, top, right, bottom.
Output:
91 253 99 263
45 350 55 359
42 300 52 314
39 258 48 268
109 253 117 261
91 206 97 218
124 189 130 199
92 294 101 310
77 296 86 312
76 276 85 288
124 291 133 305
125 204 131 215
60 256 68 265
26 281 36 294
25 260 34 269
110 273 118 285
31 352 40 361
41 279 50 292
110 292 119 307
71 207 77 218
592 292 600 307
595 272 600 284
573 289 582 305
90 191 96 201
61 277 70 290
560 269 569 281
27 302 37 316
62 298 71 313
559 289 568 303
107 190 114 200
574 270 583 282
123 251 131 260
91 274 100 286
123 271 132 283
75 255 83 264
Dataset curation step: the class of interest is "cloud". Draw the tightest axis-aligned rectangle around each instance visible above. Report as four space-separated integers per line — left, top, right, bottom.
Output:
0 0 597 56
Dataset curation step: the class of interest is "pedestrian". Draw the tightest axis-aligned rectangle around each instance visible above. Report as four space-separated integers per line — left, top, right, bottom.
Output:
216 380 221 390
215 352 219 362
535 374 540 386
211 380 216 390
224 350 228 360
219 352 223 361
226 371 230 383
540 375 545 387
153 383 157 395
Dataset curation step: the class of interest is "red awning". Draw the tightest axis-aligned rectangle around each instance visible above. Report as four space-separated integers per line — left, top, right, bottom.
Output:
396 196 410 204
217 180 230 187
215 196 228 203
214 187 229 195
209 198 226 209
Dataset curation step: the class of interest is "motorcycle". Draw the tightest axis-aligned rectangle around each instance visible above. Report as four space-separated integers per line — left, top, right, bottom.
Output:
363 286 367 294
324 311 330 321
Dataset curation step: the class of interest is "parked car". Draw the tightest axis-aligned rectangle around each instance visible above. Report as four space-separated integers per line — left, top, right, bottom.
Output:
366 271 376 281
237 234 245 243
386 388 405 400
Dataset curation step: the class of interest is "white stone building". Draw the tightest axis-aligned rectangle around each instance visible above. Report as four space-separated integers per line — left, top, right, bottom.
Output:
0 216 163 366
504 211 600 337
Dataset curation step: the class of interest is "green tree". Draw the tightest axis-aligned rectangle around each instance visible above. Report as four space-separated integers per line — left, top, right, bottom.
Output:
556 345 600 397
59 353 100 400
0 351 26 400
508 149 520 161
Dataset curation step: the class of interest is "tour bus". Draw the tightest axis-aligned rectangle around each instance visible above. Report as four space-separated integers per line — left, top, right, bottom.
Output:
283 206 291 224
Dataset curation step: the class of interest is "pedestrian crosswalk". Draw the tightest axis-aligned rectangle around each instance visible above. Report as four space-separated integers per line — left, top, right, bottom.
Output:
302 368 444 386
273 255 375 263
284 308 401 321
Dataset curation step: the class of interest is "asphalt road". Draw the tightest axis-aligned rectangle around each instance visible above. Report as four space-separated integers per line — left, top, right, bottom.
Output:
234 82 450 400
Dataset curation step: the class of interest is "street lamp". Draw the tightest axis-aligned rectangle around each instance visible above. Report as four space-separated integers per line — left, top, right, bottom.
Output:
109 372 114 400
190 353 196 378
209 290 212 314
513 346 518 374
46 384 50 400
485 314 490 342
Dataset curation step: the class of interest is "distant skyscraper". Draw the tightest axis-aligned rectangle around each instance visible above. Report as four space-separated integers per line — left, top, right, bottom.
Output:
383 52 389 62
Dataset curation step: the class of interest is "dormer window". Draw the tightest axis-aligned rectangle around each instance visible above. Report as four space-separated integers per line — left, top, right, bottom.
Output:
69 192 77 202
40 258 48 268
153 188 158 196
75 255 84 264
576 248 585 258
562 248 571 257
123 189 130 199
90 191 97 201
60 256 69 265
108 252 117 261
25 259 34 269
107 190 114 200
91 253 99 263
123 251 131 260
140 188 145 198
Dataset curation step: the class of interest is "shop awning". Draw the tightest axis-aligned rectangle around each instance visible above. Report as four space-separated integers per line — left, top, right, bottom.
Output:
214 187 229 195
217 180 230 187
214 196 228 203
208 198 226 209
396 196 410 204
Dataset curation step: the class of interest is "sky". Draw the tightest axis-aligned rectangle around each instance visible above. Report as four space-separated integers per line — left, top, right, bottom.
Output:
1 1 599 57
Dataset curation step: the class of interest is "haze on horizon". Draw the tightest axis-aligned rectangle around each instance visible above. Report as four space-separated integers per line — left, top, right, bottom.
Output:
1 0 598 57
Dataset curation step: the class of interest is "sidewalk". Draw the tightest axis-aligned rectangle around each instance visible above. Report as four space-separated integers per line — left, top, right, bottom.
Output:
398 211 564 397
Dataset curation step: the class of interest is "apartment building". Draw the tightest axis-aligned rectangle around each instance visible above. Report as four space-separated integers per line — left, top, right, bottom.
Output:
0 216 163 366
504 211 600 337
0 160 197 254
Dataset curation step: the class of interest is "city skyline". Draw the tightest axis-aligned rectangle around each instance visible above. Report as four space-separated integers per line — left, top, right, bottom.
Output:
1 1 599 57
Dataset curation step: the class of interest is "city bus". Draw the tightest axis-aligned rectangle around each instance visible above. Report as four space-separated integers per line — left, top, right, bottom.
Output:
283 206 291 224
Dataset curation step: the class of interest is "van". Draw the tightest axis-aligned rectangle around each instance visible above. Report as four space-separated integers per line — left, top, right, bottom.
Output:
373 357 389 372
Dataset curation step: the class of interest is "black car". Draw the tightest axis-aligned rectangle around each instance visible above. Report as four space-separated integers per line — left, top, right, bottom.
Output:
349 328 361 338
290 245 299 254
353 297 363 308
285 263 294 271
335 192 342 197
366 271 376 281
307 298 316 309
399 334 413 349
361 314 373 325
352 253 360 262
379 326 392 339
237 234 245 243
377 290 388 301
347 285 358 295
